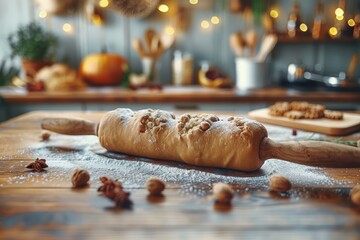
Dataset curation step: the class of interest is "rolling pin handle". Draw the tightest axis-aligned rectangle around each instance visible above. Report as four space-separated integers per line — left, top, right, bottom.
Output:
41 118 98 136
260 137 360 168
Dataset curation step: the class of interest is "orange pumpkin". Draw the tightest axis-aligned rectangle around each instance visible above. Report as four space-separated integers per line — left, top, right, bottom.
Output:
80 53 128 86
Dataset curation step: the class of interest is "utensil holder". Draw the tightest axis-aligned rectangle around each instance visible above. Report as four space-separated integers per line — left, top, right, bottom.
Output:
235 58 267 91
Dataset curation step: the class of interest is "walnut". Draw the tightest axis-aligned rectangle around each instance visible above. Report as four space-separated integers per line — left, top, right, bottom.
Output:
140 115 149 124
71 168 90 188
146 177 166 196
200 121 211 131
212 182 234 205
269 174 292 192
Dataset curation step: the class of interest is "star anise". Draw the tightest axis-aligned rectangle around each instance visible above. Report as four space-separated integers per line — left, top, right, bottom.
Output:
26 158 48 172
111 189 133 208
98 176 132 208
97 176 123 195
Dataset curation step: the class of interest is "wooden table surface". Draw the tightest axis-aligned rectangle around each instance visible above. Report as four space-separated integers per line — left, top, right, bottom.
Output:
0 110 360 240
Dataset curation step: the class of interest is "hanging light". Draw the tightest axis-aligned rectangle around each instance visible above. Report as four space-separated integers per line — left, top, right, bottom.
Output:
211 16 220 24
39 10 47 18
201 20 210 29
158 4 169 13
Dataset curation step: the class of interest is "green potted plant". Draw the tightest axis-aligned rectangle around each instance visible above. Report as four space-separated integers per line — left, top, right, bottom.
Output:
7 22 57 77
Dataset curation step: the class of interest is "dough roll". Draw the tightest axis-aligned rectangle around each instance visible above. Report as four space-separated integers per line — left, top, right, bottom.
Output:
98 108 268 171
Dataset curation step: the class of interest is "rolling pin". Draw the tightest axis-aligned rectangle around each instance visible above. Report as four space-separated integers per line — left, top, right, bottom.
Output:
42 108 360 172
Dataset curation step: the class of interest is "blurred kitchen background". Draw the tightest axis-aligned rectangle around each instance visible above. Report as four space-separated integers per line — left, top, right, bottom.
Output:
0 0 359 121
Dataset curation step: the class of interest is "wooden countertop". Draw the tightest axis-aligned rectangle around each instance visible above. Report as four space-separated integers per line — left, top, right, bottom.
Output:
1 86 360 104
0 110 360 239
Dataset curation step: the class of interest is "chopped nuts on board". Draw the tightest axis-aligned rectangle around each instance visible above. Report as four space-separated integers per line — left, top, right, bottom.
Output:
26 158 48 172
212 182 234 205
269 174 292 192
146 177 166 196
71 169 90 188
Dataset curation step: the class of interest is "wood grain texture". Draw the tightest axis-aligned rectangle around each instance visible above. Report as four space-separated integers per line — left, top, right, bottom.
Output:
260 138 360 167
1 111 360 239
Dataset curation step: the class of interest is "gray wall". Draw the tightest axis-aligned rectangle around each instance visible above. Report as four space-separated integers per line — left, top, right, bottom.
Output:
0 0 359 85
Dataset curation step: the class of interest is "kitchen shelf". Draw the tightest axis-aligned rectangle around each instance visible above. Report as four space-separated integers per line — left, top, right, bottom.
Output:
276 34 359 43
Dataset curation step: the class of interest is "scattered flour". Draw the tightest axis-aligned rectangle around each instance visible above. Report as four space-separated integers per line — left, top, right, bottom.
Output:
2 125 351 197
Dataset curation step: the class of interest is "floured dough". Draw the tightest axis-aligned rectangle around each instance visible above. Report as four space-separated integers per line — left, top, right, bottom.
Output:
98 108 268 171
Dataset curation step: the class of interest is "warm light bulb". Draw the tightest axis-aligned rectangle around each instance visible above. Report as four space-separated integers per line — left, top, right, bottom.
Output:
329 27 338 36
201 20 210 29
92 15 104 26
300 23 308 32
335 8 344 16
158 4 169 13
63 23 73 33
211 16 220 24
165 26 175 35
336 15 344 21
189 0 198 5
270 9 279 18
99 0 109 8
348 18 356 27
39 10 47 18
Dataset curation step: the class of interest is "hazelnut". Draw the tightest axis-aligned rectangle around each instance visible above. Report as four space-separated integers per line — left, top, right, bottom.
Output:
146 177 166 196
200 121 211 131
71 169 90 188
269 174 292 192
227 117 234 121
212 182 234 204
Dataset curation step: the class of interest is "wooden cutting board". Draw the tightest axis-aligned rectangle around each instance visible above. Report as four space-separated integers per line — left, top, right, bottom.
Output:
248 108 360 136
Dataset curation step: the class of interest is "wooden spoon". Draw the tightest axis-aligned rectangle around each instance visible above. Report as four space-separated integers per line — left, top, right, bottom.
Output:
256 34 278 62
144 28 156 53
132 38 147 58
229 32 246 57
245 29 258 57
42 117 360 171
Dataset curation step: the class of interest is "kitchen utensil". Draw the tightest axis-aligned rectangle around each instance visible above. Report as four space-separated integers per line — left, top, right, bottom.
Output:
256 34 278 62
144 28 157 53
347 53 359 81
229 32 246 57
249 108 360 136
42 116 360 171
245 30 258 57
132 38 147 58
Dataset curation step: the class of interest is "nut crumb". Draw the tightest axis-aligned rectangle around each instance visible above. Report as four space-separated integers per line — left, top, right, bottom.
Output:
212 182 234 205
269 174 292 192
200 121 211 131
40 131 51 141
71 168 90 188
146 177 166 196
